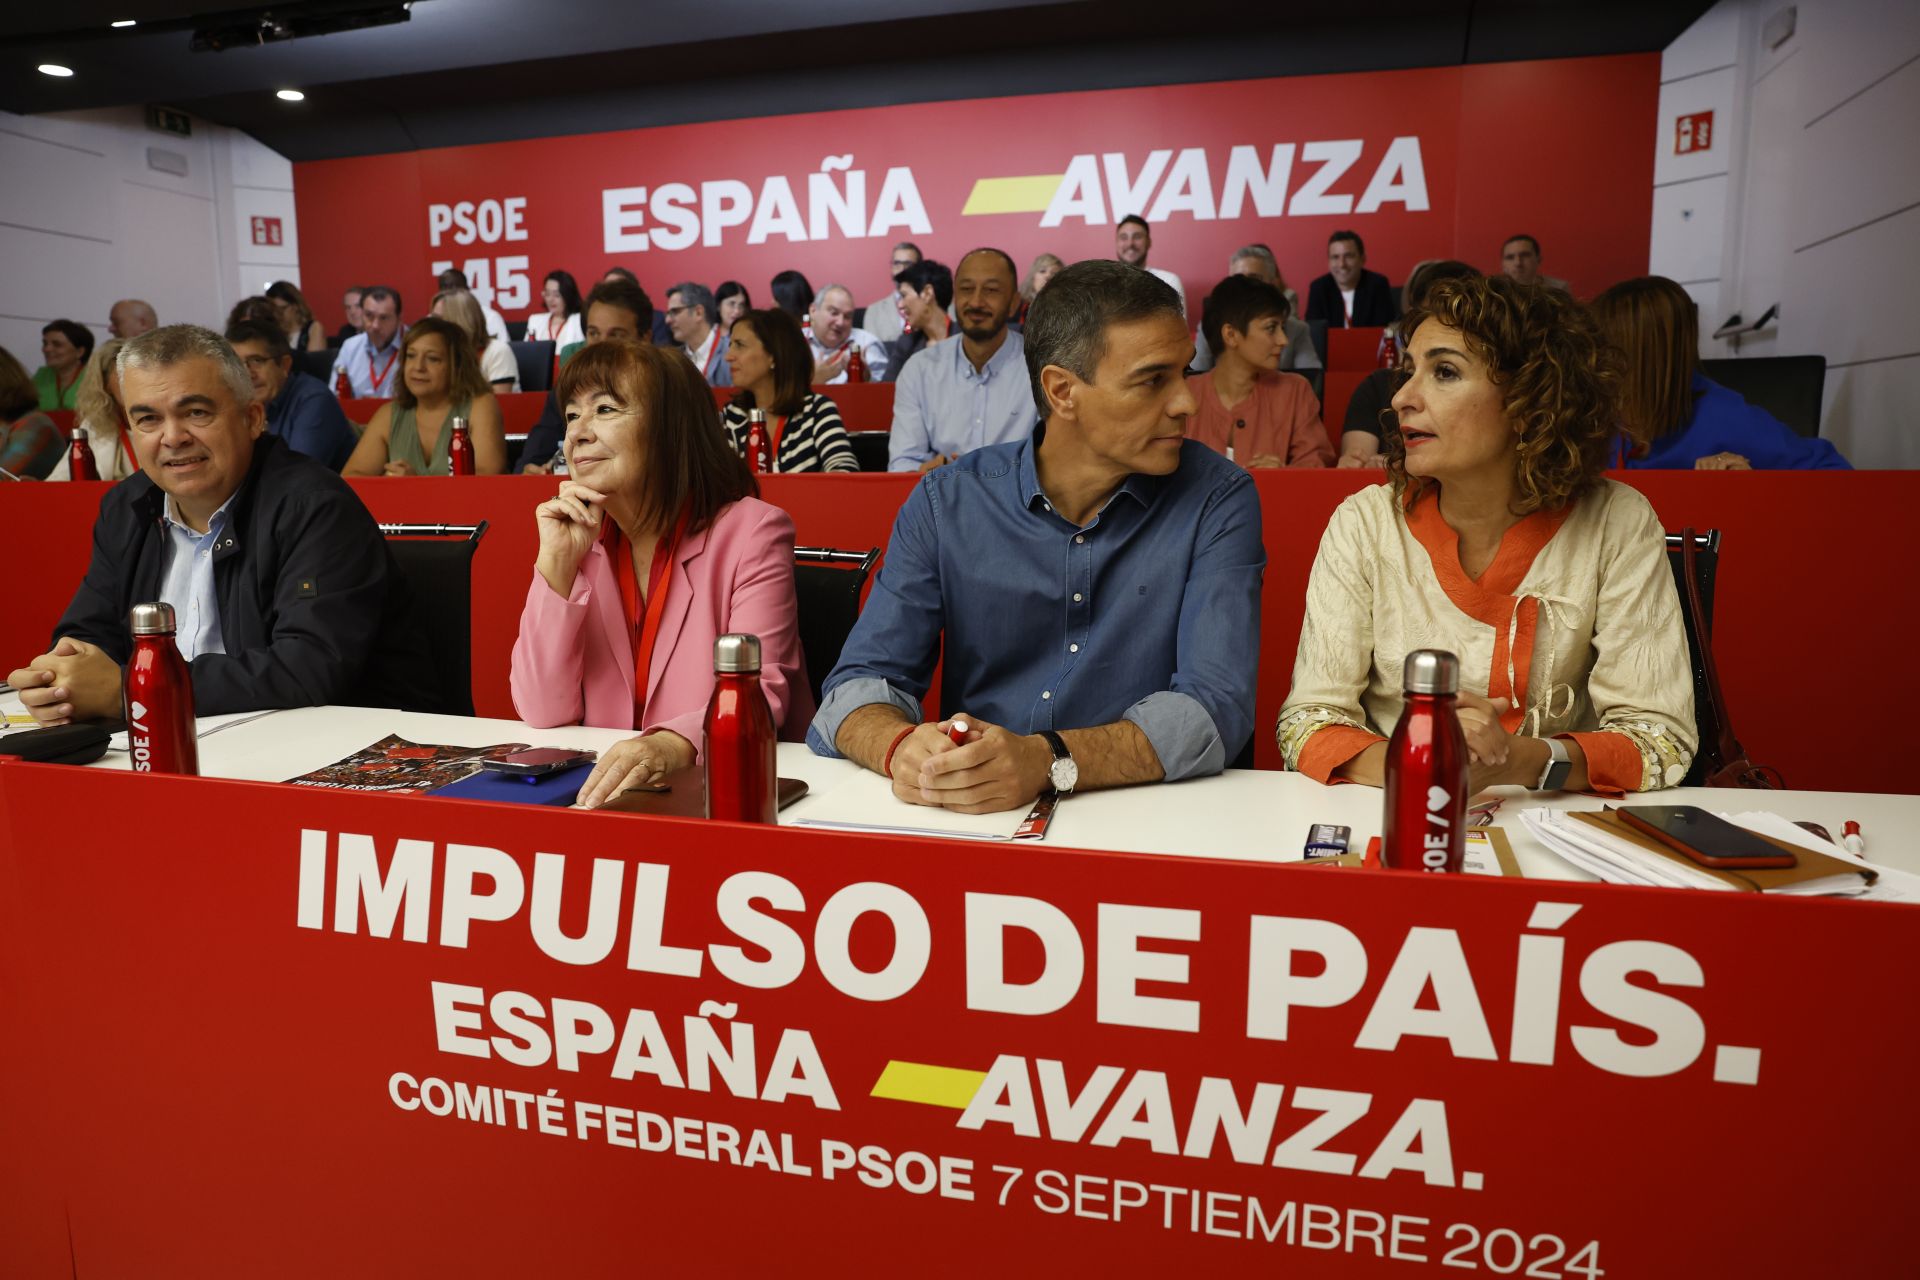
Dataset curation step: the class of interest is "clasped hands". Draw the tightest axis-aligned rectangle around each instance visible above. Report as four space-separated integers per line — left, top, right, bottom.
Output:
5 637 125 727
1455 691 1554 793
886 714 1053 815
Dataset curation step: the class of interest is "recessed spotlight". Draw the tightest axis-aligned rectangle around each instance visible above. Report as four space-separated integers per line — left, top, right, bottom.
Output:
111 18 137 27
38 64 75 77
276 89 305 102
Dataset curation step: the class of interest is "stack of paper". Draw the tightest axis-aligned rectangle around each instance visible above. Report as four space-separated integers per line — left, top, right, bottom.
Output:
1518 808 1877 896
791 769 1041 842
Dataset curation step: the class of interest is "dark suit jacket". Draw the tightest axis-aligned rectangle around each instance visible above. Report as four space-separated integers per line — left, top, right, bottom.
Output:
1305 269 1396 328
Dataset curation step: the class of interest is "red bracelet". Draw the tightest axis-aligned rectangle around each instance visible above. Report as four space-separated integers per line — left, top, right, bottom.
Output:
881 724 916 777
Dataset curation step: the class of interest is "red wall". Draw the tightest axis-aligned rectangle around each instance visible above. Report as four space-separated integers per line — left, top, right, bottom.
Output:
4 470 1909 795
292 55 1657 326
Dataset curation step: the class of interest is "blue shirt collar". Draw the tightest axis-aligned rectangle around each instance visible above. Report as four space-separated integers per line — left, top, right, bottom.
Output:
1016 421 1162 519
163 488 239 539
955 329 1022 382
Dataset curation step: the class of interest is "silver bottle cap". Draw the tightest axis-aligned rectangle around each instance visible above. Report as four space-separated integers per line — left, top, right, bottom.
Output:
713 633 762 674
130 601 178 636
69 427 88 442
450 415 468 433
747 408 766 425
1402 649 1460 695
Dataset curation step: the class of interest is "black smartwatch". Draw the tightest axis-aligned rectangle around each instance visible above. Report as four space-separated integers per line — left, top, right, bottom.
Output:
1038 729 1077 795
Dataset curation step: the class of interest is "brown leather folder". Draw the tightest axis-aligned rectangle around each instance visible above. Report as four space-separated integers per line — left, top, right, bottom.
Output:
1571 810 1874 893
597 765 808 819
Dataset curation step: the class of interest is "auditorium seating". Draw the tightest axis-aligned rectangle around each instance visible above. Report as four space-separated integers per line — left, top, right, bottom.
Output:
1326 326 1388 371
1700 356 1827 438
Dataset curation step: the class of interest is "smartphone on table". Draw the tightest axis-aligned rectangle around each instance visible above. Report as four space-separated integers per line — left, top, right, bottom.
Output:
480 746 597 779
1617 805 1798 869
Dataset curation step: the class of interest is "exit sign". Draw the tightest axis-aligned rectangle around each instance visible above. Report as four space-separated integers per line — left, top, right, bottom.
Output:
250 216 284 246
145 106 192 137
1675 110 1715 154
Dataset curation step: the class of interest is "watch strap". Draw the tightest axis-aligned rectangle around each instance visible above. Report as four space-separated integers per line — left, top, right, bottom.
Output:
1038 729 1073 793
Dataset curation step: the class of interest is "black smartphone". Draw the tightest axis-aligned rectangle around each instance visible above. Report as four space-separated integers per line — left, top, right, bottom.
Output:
1617 805 1798 870
480 746 597 777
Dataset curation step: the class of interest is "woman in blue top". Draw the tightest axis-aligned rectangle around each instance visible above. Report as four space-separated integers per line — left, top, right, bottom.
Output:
1593 276 1850 470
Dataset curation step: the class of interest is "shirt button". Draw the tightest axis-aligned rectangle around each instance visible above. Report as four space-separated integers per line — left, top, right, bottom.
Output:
1070 643 1080 653
1075 535 1085 544
1072 592 1083 602
1042 690 1052 700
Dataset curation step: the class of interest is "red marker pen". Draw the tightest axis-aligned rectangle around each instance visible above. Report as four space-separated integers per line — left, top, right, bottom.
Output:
1842 821 1865 856
947 719 970 747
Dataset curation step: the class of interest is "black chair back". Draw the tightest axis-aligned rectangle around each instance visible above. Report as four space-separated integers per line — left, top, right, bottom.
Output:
1698 356 1826 438
293 348 339 383
510 340 556 393
1665 529 1720 786
847 431 891 472
380 521 488 716
793 546 880 705
1308 318 1330 367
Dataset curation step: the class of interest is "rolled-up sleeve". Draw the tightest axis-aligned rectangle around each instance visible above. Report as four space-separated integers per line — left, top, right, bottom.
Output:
1130 471 1264 780
806 478 946 755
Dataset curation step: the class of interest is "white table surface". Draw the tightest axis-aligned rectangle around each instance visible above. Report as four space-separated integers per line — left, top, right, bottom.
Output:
24 701 1916 881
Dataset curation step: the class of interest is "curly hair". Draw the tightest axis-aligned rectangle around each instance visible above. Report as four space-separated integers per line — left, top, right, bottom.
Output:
1388 275 1620 514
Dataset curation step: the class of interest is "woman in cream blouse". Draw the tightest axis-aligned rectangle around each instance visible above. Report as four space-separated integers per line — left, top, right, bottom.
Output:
1277 275 1695 795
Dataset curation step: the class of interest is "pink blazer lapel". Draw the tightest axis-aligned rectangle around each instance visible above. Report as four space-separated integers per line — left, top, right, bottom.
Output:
584 542 638 716
644 520 712 709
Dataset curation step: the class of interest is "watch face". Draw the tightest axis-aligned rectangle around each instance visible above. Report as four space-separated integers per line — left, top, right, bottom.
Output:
1050 755 1078 793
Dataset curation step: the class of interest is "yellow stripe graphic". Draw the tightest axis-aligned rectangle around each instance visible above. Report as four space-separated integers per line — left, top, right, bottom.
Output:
961 175 1065 216
870 1060 988 1109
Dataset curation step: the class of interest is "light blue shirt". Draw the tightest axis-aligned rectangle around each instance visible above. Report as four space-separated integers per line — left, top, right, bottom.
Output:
887 330 1036 471
336 329 405 399
158 494 237 661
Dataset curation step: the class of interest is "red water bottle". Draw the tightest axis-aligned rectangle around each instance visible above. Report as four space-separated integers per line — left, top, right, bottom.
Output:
703 633 777 823
124 602 199 776
1377 331 1400 370
845 345 866 383
1382 650 1468 872
448 416 474 476
68 428 99 481
745 408 772 474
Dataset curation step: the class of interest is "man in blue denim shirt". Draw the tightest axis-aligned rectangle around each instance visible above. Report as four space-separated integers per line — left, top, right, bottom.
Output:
809 260 1264 814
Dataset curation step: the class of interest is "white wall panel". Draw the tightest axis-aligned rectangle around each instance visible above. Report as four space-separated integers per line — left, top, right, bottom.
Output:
0 128 114 243
1653 66 1738 187
1790 55 1920 249
1663 1 1744 81
1649 176 1728 286
1781 201 1920 367
1796 0 1920 123
1821 354 1920 469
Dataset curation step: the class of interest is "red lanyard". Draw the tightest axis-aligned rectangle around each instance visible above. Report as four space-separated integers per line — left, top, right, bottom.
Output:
606 512 687 727
699 334 723 380
367 343 400 394
117 426 136 472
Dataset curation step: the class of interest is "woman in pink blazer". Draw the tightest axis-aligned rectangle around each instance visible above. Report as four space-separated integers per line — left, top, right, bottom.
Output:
510 341 814 807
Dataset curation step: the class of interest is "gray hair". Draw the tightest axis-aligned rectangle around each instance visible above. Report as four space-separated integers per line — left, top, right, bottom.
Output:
668 281 716 324
117 323 253 407
891 241 922 256
1229 244 1279 280
1024 259 1182 416
812 283 855 310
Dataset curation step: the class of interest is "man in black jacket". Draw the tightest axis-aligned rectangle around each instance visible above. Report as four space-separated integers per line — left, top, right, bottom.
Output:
7 324 429 724
1303 229 1397 329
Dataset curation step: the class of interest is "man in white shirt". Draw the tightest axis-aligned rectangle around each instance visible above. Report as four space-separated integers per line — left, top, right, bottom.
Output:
437 268 508 344
1115 215 1185 317
664 282 732 387
1500 234 1569 292
888 248 1033 472
860 241 921 345
807 284 889 383
334 286 406 398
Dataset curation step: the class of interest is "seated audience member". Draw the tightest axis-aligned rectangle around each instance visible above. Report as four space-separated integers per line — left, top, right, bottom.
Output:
46 339 136 482
812 259 1264 812
332 287 365 347
1305 229 1396 328
882 258 952 380
227 295 282 332
5 324 427 722
1115 214 1186 316
1014 253 1064 328
665 282 732 387
436 268 509 344
0 348 63 479
1500 235 1567 292
525 270 585 346
433 287 519 392
34 320 94 410
770 270 815 321
343 316 506 476
715 281 751 328
519 277 652 473
109 299 158 341
1277 275 1696 795
1593 276 1851 470
510 341 814 806
720 308 858 473
861 242 922 346
226 319 357 470
1337 259 1481 467
604 266 673 345
268 281 329 353
806 284 889 383
888 249 1032 472
1187 276 1332 469
336 286 406 398
1190 244 1320 374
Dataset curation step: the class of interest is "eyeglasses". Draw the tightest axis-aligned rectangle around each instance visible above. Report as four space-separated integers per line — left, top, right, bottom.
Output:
240 354 278 370
664 305 689 317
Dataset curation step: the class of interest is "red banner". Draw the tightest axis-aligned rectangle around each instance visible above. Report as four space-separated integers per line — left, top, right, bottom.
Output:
293 56 1657 327
1 761 1911 1275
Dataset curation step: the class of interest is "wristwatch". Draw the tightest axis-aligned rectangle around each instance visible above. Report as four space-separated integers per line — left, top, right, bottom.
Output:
1038 730 1078 795
1535 737 1573 792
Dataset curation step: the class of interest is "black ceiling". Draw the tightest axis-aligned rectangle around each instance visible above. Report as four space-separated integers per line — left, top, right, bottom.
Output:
2 0 1715 162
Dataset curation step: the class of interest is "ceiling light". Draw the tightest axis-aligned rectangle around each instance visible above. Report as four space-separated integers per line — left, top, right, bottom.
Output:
38 64 75 77
111 18 137 27
276 89 305 101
